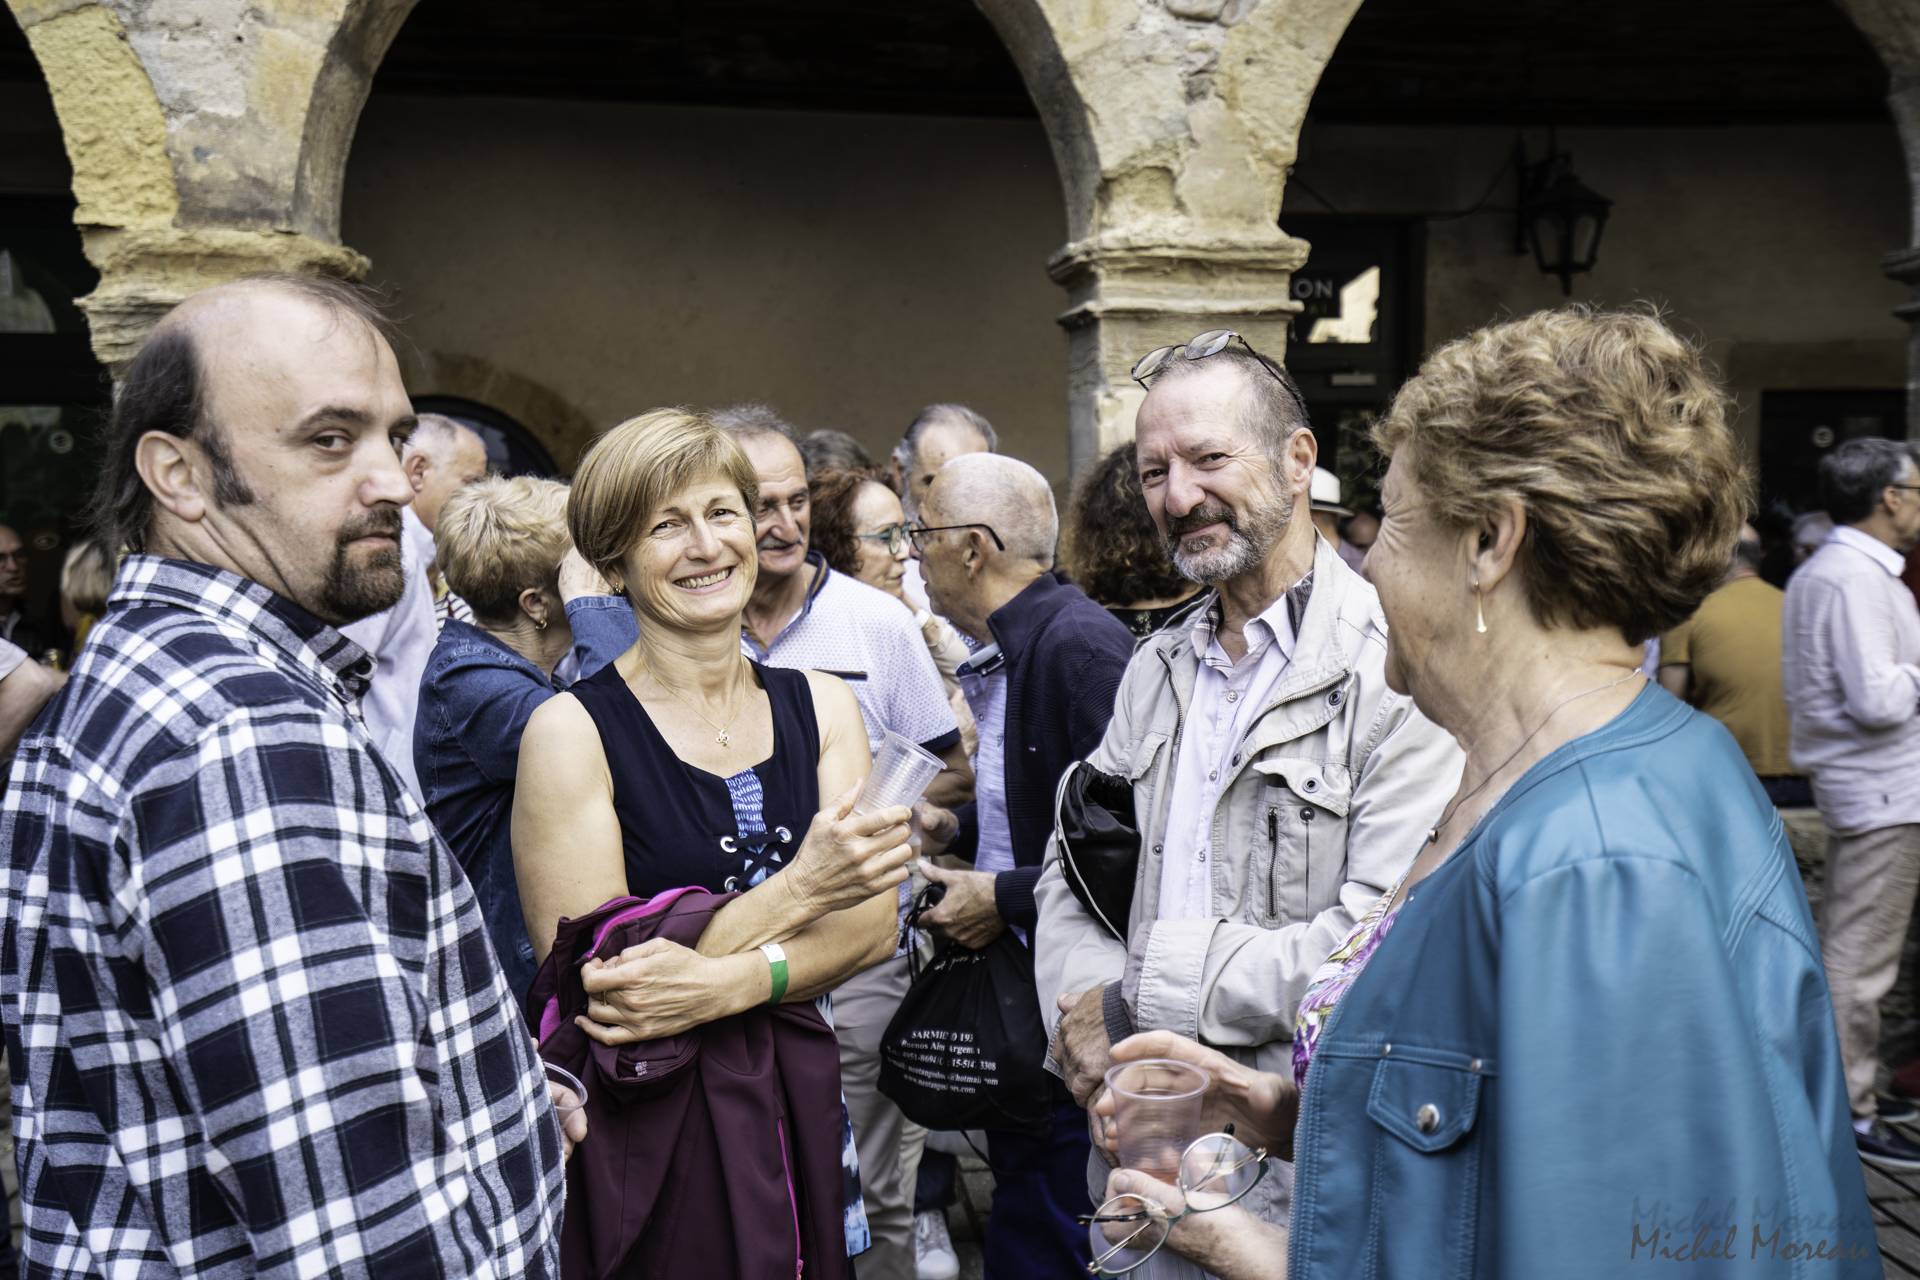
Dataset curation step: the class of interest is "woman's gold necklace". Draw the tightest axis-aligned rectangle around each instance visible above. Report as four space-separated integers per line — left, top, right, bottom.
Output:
639 654 748 748
1425 670 1641 844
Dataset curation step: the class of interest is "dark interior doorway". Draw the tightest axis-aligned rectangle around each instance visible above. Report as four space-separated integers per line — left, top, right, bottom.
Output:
411 395 562 479
1758 389 1908 515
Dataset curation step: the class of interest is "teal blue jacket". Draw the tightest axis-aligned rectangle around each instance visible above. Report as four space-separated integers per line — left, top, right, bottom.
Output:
1289 685 1880 1278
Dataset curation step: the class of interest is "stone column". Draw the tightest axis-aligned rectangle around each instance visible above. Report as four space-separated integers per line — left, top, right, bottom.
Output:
1049 238 1308 475
7 0 418 374
1833 0 1920 441
975 0 1362 477
1884 75 1920 442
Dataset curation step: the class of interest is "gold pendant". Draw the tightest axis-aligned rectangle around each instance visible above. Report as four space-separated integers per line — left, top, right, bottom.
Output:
717 731 730 747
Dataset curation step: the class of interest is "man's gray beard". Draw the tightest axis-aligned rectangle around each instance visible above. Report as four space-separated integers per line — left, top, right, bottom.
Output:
1165 498 1289 586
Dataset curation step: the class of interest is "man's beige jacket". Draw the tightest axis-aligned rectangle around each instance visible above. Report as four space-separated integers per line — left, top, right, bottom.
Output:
1035 535 1464 1079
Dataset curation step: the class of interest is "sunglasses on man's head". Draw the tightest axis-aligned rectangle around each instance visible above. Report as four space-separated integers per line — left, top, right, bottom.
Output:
1130 329 1311 426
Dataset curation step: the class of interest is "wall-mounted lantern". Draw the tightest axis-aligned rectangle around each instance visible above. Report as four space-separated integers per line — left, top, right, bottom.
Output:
1515 141 1613 296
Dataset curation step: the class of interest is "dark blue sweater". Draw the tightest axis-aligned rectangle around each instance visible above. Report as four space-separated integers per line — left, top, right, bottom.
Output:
949 573 1136 928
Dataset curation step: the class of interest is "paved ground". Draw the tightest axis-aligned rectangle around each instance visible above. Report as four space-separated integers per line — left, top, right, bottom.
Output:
944 1151 994 1280
1772 810 1920 1279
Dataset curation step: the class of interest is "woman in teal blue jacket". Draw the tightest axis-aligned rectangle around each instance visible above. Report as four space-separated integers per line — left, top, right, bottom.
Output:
1090 308 1879 1278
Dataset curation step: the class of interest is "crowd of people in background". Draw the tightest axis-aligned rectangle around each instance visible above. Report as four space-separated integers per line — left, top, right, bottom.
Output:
0 272 1902 1280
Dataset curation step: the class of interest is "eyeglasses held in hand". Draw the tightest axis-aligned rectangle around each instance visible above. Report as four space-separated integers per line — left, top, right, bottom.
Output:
1078 1128 1269 1276
854 523 912 556
1130 328 1311 426
906 522 1007 552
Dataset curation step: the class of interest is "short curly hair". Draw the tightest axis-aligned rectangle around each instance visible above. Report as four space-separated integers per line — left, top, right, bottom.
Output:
809 466 889 578
1062 440 1193 607
1372 307 1748 645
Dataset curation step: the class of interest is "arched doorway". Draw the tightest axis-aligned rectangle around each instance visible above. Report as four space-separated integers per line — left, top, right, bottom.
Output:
411 394 560 479
342 0 1072 482
0 11 112 663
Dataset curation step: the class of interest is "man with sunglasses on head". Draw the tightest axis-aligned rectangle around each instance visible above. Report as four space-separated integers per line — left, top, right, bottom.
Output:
910 453 1136 1279
1035 331 1461 1232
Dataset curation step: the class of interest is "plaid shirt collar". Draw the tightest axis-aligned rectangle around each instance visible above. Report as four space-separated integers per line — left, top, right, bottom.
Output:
1189 569 1315 669
110 554 375 701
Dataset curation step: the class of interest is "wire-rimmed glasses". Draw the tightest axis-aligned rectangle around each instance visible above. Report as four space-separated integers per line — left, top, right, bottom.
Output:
1129 328 1311 425
1079 1128 1269 1275
906 522 1007 552
854 522 912 556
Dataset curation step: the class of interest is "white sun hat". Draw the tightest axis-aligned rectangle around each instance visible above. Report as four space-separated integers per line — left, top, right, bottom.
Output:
1309 467 1354 517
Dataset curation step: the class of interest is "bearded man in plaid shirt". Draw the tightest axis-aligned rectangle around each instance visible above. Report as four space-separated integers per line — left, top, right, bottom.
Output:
0 275 576 1278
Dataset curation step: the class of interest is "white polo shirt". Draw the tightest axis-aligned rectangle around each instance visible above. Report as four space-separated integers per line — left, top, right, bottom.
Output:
741 553 959 756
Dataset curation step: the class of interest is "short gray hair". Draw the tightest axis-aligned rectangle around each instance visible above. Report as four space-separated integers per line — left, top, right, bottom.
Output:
407 412 481 462
798 429 872 477
1144 347 1309 472
930 452 1056 566
1820 437 1916 524
712 403 798 446
892 403 997 477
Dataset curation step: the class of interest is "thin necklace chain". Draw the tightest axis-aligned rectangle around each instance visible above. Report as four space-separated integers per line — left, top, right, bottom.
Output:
638 653 749 747
1426 670 1642 844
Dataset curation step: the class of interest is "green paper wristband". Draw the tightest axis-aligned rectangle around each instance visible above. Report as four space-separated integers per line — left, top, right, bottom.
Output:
760 942 789 1006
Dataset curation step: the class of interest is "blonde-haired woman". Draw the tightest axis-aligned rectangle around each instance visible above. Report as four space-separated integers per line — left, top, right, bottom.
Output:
513 409 912 1278
59 538 116 655
414 474 575 1001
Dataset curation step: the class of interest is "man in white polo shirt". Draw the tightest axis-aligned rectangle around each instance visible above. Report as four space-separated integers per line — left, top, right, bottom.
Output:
564 404 971 1280
1784 436 1920 1172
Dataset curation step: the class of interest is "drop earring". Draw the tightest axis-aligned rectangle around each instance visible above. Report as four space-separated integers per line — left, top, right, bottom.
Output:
1474 581 1487 634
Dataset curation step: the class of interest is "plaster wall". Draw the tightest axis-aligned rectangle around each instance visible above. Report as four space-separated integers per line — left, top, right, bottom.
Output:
342 101 1909 478
340 96 1070 478
1283 122 1912 449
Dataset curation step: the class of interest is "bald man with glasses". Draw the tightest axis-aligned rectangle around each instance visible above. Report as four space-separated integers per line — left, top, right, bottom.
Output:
913 453 1137 1279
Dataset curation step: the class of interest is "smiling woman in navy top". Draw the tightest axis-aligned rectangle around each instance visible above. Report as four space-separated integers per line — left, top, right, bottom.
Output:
512 408 915 1271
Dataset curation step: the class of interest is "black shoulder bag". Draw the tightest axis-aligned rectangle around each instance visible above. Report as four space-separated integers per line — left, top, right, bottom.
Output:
1053 759 1141 941
877 884 1053 1136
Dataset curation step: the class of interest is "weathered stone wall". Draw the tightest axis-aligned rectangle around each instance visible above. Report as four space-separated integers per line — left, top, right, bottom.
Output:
1831 0 1920 438
976 0 1360 474
4 0 415 372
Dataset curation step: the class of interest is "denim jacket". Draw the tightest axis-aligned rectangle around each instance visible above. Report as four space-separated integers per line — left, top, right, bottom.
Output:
1289 685 1879 1279
414 619 560 1003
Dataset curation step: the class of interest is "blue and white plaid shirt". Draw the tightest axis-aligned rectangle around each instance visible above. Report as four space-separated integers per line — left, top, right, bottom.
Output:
1 556 564 1279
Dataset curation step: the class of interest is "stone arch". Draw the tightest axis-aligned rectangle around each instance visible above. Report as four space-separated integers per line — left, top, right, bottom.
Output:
973 0 1366 474
396 349 599 474
4 0 419 373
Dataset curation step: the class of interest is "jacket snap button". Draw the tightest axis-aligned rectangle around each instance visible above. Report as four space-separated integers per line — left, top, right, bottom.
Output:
1303 778 1318 791
1470 1059 1482 1073
1327 689 1343 707
1232 754 1240 766
1382 1044 1392 1056
1300 808 1314 822
1416 1104 1440 1134
1154 843 1163 854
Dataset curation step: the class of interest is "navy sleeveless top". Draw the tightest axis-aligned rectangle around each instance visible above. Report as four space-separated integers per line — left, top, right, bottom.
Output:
570 659 822 897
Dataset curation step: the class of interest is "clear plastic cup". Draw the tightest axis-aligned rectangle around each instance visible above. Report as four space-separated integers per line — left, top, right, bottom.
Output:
544 1062 587 1121
1105 1058 1207 1180
854 730 945 815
